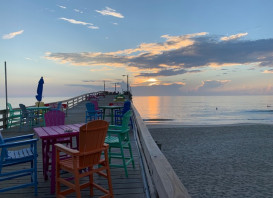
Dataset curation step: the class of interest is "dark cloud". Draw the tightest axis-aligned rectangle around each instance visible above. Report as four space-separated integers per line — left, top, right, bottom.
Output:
82 80 97 82
46 34 273 77
130 37 273 71
198 80 230 91
137 69 187 77
137 68 201 77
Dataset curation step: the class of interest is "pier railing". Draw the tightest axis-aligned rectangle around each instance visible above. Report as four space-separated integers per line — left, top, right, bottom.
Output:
0 92 103 129
131 104 191 198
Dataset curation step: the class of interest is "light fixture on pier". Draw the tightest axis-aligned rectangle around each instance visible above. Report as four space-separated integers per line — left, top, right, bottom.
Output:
111 82 120 93
122 74 129 93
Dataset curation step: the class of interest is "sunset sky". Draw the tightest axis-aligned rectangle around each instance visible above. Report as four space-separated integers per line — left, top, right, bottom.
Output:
1 0 273 97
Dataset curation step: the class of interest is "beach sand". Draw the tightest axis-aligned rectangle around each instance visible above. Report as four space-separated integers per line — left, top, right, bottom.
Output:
147 124 273 198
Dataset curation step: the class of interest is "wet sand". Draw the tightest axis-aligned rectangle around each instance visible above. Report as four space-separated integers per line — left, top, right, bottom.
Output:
148 124 273 198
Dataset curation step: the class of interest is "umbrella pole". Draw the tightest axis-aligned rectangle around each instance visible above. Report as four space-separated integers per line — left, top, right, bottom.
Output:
4 61 8 127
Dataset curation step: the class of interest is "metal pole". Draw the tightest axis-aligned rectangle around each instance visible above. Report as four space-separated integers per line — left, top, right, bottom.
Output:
4 62 8 128
127 75 129 93
122 74 129 93
5 61 8 111
104 80 105 92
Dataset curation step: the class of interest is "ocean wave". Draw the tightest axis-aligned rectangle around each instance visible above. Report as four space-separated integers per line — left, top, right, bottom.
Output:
143 118 174 121
244 110 273 113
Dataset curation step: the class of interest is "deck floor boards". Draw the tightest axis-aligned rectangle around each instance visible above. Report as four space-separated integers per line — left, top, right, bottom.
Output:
1 98 146 198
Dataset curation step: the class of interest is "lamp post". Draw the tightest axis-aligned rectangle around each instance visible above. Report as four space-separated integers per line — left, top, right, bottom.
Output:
111 82 120 93
122 74 129 93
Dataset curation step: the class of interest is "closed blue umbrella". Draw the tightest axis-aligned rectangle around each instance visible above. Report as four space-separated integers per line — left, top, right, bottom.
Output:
35 77 44 106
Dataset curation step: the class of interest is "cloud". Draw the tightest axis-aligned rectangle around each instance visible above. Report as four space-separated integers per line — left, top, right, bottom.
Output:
82 79 114 84
74 9 83 13
263 69 273 74
59 17 99 29
88 26 99 29
57 5 66 9
220 32 248 41
96 7 124 18
45 32 273 78
135 78 185 87
198 80 230 90
132 83 185 96
137 69 201 77
59 17 92 25
2 30 24 39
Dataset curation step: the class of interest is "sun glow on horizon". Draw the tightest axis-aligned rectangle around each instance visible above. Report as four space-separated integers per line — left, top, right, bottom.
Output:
146 78 158 86
147 78 157 82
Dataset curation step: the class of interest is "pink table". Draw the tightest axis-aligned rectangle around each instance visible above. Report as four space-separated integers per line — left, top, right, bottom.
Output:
34 123 84 194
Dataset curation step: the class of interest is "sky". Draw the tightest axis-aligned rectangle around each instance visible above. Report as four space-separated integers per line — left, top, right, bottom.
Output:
1 0 273 97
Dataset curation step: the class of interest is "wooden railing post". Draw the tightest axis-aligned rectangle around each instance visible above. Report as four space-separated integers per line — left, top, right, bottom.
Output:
66 101 68 116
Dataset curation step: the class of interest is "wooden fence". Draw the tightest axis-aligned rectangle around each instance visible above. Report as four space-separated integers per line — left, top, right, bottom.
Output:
131 104 191 198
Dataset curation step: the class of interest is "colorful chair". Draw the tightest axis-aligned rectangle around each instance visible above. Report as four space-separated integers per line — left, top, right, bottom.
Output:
43 110 72 180
55 120 113 198
0 132 38 195
7 103 21 128
85 102 101 122
90 100 103 119
105 110 135 177
50 101 63 111
114 100 131 125
114 94 126 102
44 110 65 126
19 104 40 127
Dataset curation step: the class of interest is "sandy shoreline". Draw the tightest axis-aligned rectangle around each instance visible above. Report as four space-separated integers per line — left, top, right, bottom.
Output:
147 123 273 198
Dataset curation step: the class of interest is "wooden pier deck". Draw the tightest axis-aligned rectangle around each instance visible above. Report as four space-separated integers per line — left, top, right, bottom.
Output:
0 97 147 197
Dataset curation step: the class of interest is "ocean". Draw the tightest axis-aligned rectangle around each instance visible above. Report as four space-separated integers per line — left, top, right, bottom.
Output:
2 95 273 126
0 96 71 109
133 95 273 125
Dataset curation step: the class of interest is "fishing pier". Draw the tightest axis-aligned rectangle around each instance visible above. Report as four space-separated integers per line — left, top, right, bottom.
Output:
0 93 190 198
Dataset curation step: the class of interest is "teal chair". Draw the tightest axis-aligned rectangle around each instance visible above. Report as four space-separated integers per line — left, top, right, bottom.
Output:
0 132 38 195
85 102 101 122
104 110 135 177
7 103 21 128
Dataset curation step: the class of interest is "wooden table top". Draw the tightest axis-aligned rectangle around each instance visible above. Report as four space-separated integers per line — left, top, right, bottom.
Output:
34 123 84 139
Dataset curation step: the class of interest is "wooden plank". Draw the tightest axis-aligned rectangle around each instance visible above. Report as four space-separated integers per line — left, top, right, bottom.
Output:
32 127 48 137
